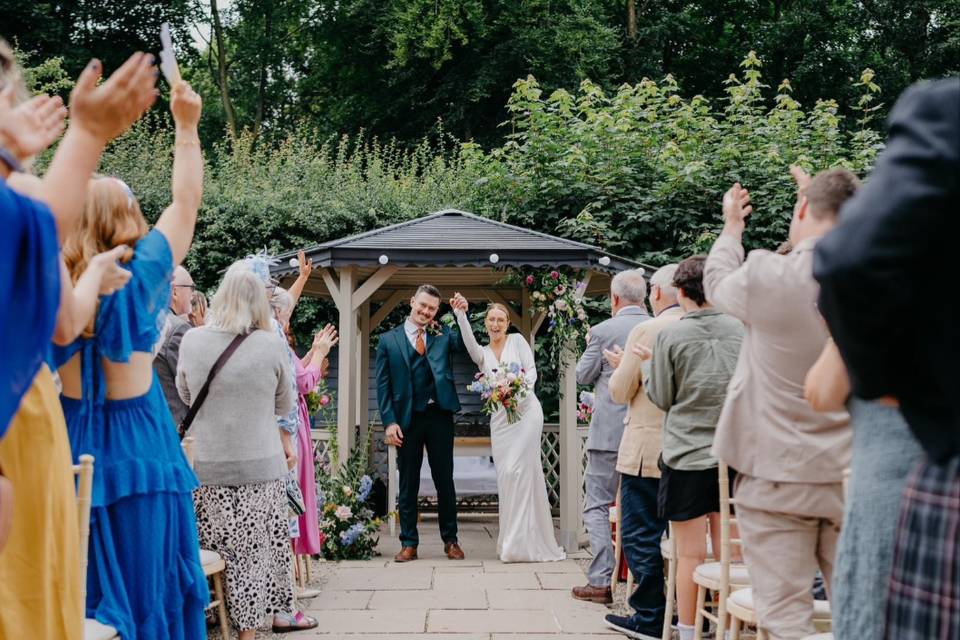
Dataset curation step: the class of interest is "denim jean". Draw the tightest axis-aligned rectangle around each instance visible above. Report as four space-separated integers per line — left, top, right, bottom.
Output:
620 472 668 628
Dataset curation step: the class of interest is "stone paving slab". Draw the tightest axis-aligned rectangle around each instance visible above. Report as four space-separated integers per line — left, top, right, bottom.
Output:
536 572 587 590
427 609 561 633
481 559 581 573
484 589 603 612
303 609 428 633
433 570 542 591
368 589 489 610
491 635 617 640
326 567 434 591
303 590 374 610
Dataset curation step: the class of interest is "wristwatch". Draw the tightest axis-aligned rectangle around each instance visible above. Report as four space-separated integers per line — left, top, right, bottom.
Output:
0 144 23 174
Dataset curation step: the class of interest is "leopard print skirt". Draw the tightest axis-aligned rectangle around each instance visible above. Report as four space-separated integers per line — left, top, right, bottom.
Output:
194 479 294 631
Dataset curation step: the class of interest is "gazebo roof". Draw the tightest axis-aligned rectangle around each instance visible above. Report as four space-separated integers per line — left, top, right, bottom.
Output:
272 209 651 302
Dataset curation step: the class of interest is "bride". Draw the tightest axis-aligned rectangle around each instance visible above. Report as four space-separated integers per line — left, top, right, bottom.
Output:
452 293 565 563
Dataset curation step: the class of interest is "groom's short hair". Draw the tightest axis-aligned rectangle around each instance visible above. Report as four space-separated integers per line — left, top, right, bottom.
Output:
415 284 442 300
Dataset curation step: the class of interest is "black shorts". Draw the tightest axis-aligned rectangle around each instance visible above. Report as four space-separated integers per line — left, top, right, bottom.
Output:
657 460 737 522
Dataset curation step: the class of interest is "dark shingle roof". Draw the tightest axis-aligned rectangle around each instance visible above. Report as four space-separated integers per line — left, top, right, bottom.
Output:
273 209 650 275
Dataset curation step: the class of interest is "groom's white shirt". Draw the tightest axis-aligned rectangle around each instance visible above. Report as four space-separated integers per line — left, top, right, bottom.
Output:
403 318 423 349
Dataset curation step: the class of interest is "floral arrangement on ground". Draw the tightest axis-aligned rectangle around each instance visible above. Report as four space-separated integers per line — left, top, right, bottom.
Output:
311 381 385 561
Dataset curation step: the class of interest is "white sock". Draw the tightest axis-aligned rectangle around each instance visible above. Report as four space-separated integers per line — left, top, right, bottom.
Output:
677 623 695 640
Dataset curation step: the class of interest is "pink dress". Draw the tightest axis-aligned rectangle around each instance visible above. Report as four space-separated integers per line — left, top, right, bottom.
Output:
292 354 322 555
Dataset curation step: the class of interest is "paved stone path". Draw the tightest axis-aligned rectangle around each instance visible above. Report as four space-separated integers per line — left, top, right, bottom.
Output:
298 515 620 639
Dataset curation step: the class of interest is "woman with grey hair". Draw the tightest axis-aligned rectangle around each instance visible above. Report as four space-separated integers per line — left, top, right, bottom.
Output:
177 263 318 637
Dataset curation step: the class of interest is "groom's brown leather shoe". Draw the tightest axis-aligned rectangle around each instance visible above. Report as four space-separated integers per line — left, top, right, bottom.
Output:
572 584 613 604
444 542 465 560
394 546 418 563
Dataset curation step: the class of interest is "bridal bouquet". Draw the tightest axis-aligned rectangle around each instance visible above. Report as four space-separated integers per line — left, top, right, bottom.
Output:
467 362 531 424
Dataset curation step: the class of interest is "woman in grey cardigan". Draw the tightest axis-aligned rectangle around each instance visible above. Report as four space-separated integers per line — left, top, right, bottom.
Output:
177 262 318 638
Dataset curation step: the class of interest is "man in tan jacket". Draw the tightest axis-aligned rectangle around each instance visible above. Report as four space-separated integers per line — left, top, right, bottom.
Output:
601 264 683 639
704 168 856 640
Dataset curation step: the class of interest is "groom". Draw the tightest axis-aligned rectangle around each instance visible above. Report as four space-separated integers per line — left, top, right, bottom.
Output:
376 284 468 562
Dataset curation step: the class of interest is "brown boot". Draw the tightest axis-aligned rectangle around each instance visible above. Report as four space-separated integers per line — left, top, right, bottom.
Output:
444 542 465 560
394 546 418 563
571 584 613 604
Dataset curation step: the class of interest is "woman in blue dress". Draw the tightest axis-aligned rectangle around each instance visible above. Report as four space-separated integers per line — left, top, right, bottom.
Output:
53 82 208 639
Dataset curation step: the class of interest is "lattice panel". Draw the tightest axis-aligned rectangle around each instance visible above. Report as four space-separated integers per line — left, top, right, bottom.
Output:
541 427 562 512
311 430 333 474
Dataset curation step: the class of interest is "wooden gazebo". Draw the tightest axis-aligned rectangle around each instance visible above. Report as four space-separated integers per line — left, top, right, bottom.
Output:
272 209 645 550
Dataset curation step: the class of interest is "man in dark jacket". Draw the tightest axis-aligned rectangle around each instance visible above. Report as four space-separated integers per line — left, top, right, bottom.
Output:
813 77 959 640
154 265 194 428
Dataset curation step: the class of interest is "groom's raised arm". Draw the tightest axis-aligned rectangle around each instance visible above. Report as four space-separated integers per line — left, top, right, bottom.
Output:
375 337 398 428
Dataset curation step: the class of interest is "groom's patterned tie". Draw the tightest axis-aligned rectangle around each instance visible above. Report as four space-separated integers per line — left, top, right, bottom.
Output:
415 328 426 356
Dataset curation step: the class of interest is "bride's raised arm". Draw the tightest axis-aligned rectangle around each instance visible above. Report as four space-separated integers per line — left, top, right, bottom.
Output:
515 334 538 387
454 309 485 368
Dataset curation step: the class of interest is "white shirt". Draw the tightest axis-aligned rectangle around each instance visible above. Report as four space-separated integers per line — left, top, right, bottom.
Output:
404 318 426 350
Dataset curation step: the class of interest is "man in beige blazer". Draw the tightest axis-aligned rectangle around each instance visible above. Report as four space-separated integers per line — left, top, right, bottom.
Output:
600 264 684 639
703 168 856 640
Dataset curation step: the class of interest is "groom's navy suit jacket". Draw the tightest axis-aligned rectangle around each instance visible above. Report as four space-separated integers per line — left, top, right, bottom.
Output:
375 323 466 431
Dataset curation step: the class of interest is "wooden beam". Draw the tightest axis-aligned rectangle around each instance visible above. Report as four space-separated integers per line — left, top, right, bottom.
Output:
371 290 411 329
521 287 534 348
320 268 341 303
351 265 399 310
357 301 371 451
558 341 581 552
531 310 548 335
335 266 357 466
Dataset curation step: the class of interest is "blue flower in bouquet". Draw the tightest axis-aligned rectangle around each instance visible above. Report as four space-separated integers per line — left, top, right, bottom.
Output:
358 475 373 502
339 522 366 546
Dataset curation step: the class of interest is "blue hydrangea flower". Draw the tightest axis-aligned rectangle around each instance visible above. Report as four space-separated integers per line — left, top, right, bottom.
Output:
358 475 373 502
339 522 366 546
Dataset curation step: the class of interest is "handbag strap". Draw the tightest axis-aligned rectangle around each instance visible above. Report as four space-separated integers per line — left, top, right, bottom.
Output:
179 332 251 435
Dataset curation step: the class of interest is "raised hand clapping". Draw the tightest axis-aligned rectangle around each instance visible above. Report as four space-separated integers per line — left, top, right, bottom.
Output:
312 324 339 358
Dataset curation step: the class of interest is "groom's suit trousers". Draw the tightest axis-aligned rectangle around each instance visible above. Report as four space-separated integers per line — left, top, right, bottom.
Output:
396 404 458 548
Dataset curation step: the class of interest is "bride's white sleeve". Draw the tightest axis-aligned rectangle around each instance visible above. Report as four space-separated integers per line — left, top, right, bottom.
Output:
455 309 485 368
515 335 538 387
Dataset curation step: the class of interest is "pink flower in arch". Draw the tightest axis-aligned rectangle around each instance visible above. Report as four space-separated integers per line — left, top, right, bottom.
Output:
550 271 560 280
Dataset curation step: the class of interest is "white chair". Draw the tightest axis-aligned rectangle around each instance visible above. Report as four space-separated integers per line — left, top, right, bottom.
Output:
803 634 834 640
661 526 715 640
693 462 750 640
727 588 831 640
73 454 119 640
182 438 231 639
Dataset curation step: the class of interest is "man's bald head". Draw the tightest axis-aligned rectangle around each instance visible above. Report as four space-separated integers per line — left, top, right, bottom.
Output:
170 266 195 316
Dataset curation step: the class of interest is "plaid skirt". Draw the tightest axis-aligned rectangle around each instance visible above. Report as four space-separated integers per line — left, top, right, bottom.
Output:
884 455 960 639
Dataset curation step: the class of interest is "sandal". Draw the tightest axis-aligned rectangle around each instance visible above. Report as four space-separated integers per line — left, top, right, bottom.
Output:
272 611 319 633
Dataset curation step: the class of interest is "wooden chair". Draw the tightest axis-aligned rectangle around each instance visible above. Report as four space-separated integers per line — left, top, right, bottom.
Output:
73 454 120 640
727 588 831 640
693 462 750 640
661 526 715 640
181 437 231 640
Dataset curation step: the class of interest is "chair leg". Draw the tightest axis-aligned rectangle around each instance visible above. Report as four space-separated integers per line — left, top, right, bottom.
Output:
213 572 230 640
305 554 312 583
715 590 727 640
757 626 768 640
662 555 677 640
693 585 707 640
729 617 741 640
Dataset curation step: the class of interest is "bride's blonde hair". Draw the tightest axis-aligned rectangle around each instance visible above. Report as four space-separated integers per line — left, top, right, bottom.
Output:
485 303 511 322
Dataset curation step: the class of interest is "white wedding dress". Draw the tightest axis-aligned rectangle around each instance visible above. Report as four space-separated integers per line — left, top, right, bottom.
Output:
456 311 566 563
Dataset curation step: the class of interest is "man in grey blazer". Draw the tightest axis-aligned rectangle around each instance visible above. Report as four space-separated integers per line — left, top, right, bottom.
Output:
572 269 651 603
